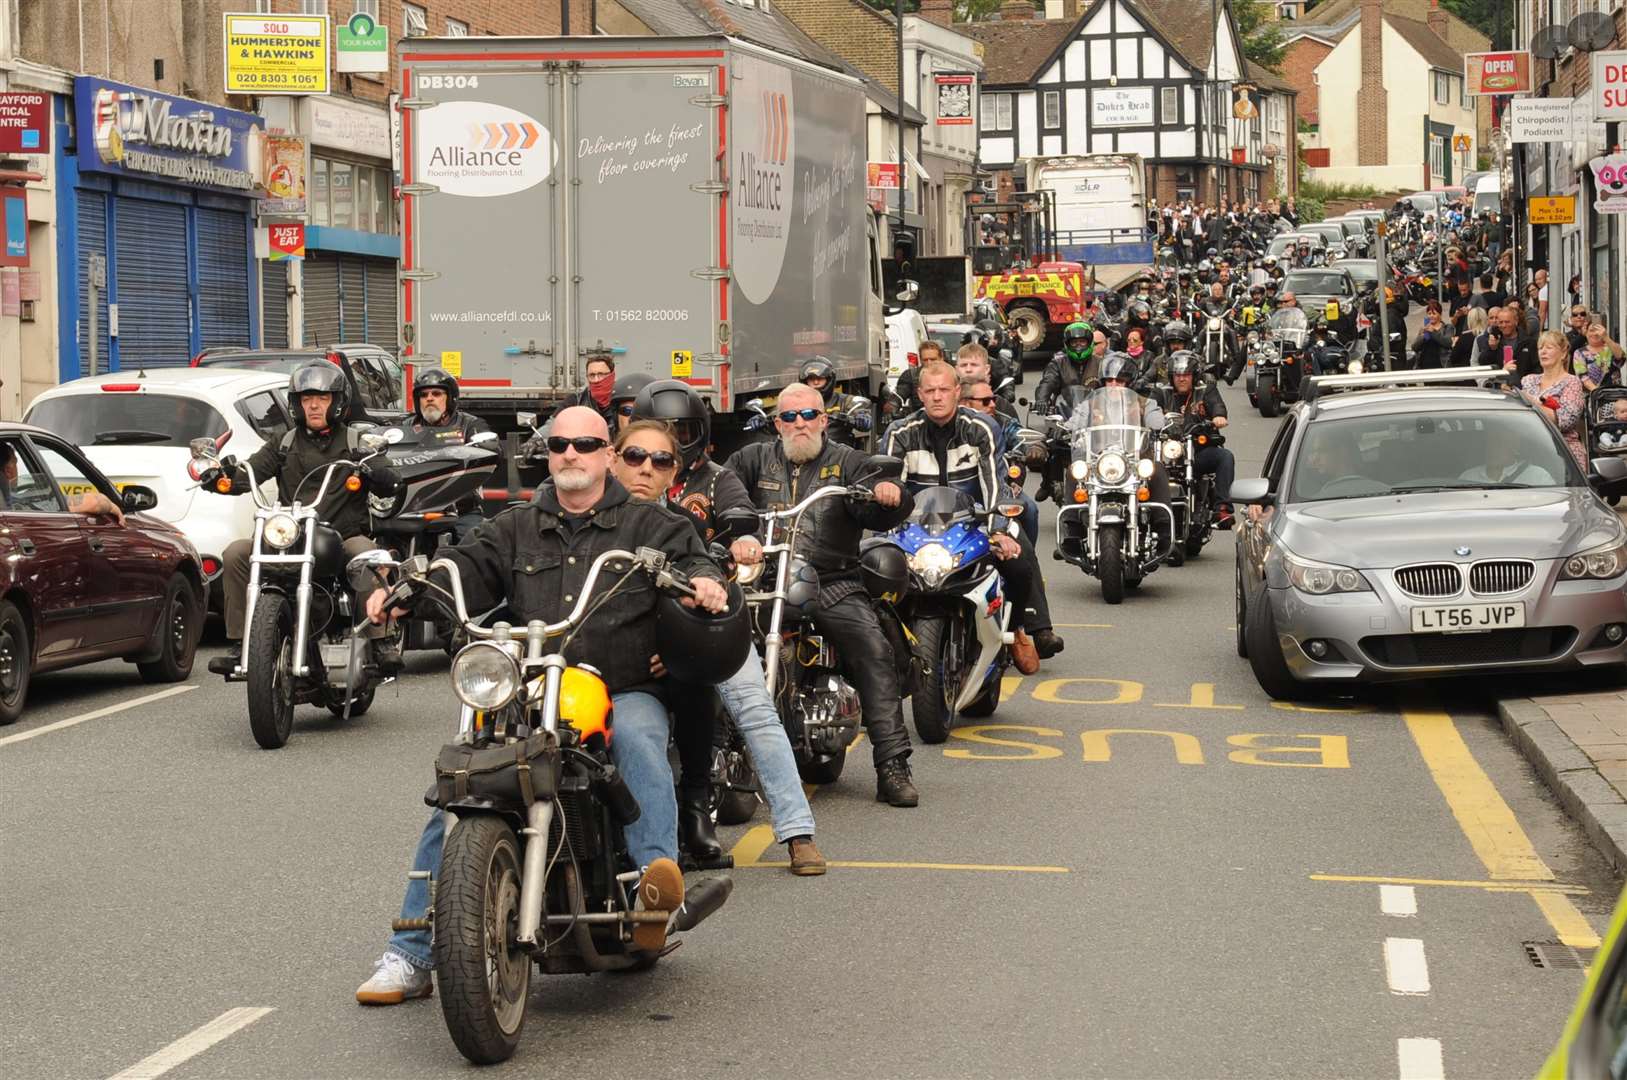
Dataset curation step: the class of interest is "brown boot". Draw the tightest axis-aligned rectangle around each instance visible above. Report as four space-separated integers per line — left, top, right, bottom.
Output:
787 836 827 876
1011 630 1040 675
632 857 684 952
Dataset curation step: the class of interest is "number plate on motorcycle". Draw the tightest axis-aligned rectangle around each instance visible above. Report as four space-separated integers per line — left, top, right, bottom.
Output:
1409 602 1525 634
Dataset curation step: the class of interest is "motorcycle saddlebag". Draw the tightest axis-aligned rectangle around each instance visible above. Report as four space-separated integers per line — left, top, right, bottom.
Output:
431 730 562 809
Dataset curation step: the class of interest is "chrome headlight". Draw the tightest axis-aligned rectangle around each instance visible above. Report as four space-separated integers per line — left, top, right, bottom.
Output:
262 512 300 551
1161 439 1184 463
1136 457 1155 479
1283 550 1370 595
735 558 765 586
1097 452 1128 485
909 542 956 588
1208 317 1222 331
451 642 521 710
1069 459 1089 480
1560 539 1627 581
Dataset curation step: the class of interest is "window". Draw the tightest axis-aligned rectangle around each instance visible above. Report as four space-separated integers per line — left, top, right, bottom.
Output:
1435 72 1451 105
330 161 354 229
1430 134 1446 179
311 158 394 234
354 0 379 15
311 158 329 227
25 395 230 449
374 170 392 234
300 0 327 13
235 392 291 445
447 18 469 36
253 0 273 11
980 92 1012 132
404 2 428 36
1161 86 1178 122
356 167 372 233
0 438 67 514
1042 91 1060 129
31 442 115 506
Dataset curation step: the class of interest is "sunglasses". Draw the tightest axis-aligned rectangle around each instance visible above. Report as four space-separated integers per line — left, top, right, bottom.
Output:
546 435 610 455
618 445 677 469
616 403 637 417
778 407 822 423
963 395 995 405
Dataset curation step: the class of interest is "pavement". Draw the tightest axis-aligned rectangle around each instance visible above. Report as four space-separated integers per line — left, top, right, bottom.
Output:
2 365 1624 1079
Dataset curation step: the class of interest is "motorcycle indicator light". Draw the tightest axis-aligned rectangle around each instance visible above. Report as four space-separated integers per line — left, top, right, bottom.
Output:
214 476 233 494
1007 465 1023 479
1136 486 1150 501
1197 434 1209 446
1072 488 1087 503
345 473 363 493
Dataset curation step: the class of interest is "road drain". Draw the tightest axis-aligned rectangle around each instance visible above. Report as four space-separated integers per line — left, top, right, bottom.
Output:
1525 941 1597 969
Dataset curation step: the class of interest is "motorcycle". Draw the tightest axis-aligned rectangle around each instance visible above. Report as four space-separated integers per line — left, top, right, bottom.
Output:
1053 385 1175 604
886 486 1017 742
1199 306 1235 377
1162 416 1222 561
374 547 732 1065
1305 315 1363 378
1246 307 1310 418
190 435 404 749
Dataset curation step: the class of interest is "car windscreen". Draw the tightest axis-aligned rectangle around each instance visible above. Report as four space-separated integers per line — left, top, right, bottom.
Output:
1284 272 1350 296
27 393 231 447
1306 225 1344 243
1289 411 1578 502
1340 262 1379 288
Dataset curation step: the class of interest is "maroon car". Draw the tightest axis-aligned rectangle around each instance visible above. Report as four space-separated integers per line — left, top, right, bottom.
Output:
0 422 205 724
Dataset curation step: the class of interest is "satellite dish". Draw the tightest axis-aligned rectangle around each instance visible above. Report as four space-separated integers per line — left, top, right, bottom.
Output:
1531 25 1569 61
1569 12 1616 52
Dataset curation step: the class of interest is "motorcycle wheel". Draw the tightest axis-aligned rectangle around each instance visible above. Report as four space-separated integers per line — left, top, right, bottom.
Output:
713 732 761 826
1098 525 1126 605
796 749 847 786
327 685 374 719
960 669 1003 718
909 616 962 744
435 815 529 1066
1258 391 1280 419
246 594 297 750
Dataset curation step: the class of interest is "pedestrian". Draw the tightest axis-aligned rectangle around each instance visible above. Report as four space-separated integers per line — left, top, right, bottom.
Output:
1522 330 1588 472
1565 303 1591 354
1568 274 1583 311
1411 301 1451 369
1488 306 1540 380
1453 306 1485 367
1574 318 1626 390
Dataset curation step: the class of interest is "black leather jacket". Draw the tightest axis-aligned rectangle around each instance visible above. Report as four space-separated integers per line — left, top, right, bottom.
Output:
726 437 912 579
234 423 372 539
671 457 755 542
1035 354 1097 411
436 479 721 695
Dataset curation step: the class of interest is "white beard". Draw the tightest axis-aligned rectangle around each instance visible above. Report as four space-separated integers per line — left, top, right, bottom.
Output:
420 403 445 424
783 430 824 464
553 466 594 492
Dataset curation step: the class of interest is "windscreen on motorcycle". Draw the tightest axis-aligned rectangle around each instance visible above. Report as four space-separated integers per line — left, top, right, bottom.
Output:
1267 307 1309 349
1055 383 1092 422
1068 385 1146 459
908 485 979 536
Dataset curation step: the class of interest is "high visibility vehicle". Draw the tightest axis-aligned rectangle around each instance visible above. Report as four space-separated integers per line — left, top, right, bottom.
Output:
966 191 1088 356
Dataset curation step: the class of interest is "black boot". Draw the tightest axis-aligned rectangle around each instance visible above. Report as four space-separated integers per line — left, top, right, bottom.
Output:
207 641 242 677
678 788 724 864
876 757 919 807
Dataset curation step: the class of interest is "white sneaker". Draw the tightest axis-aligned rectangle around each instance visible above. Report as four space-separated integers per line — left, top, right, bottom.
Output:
356 951 433 1005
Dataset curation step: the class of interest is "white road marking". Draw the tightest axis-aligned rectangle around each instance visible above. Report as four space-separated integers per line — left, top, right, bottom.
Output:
1381 884 1418 917
0 685 196 749
1397 1037 1445 1080
1384 937 1432 995
107 1007 274 1080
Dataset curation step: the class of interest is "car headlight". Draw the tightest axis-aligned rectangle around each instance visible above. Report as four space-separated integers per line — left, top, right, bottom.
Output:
1162 439 1184 463
1097 452 1128 484
263 512 300 551
1069 459 1089 480
451 641 521 711
1283 550 1371 595
908 542 957 588
735 558 765 586
1560 539 1627 581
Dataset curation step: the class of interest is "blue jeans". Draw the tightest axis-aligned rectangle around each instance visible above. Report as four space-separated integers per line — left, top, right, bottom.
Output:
715 652 815 843
1018 494 1040 546
386 690 675 970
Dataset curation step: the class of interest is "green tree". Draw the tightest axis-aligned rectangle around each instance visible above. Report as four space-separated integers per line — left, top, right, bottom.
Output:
1437 0 1514 49
857 0 1029 18
1233 0 1286 72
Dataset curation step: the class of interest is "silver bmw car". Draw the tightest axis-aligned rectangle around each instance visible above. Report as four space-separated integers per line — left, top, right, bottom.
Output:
1233 371 1627 698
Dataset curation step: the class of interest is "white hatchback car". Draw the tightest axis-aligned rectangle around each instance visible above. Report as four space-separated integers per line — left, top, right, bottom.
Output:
25 368 295 613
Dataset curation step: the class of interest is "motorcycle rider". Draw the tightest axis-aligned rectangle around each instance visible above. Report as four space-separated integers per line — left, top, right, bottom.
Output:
402 367 493 536
612 413 825 876
206 362 390 676
356 405 730 1002
571 355 620 428
1166 351 1237 530
884 361 1064 670
799 356 873 448
961 378 1041 546
726 383 922 807
1036 320 1099 413
1059 352 1174 554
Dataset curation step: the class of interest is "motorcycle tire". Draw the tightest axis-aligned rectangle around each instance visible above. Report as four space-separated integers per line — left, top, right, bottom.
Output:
713 734 761 826
434 815 529 1066
327 685 374 719
909 616 961 744
1098 525 1126 605
1184 529 1206 559
796 749 847 786
246 594 298 750
1258 392 1280 419
960 669 1003 718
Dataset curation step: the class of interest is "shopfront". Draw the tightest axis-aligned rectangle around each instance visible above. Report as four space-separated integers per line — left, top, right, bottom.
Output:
57 78 263 378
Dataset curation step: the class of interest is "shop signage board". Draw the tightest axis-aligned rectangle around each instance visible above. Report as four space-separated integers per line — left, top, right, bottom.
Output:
335 11 389 74
1506 97 1577 143
258 135 307 216
1527 196 1577 225
1092 86 1154 128
867 162 899 189
268 222 305 260
73 77 265 195
0 92 50 154
934 74 974 126
224 13 329 95
1588 154 1627 213
1591 51 1627 121
1465 52 1533 96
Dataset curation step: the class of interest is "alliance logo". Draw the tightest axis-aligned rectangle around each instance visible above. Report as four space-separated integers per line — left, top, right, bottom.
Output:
732 56 794 305
418 100 555 198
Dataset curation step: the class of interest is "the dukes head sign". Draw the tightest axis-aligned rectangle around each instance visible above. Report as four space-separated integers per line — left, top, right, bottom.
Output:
74 77 264 194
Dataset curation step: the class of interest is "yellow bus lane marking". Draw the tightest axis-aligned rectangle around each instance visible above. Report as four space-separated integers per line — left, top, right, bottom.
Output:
1310 873 1589 896
1402 709 1600 947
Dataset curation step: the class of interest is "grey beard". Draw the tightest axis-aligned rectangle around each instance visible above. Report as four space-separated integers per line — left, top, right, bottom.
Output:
421 404 445 424
783 431 824 464
553 466 594 492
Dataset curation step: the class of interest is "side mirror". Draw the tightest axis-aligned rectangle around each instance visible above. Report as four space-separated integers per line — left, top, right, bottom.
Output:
347 548 399 591
895 279 920 304
1230 477 1274 506
359 432 390 453
121 485 159 513
866 454 905 481
713 507 761 543
516 411 538 429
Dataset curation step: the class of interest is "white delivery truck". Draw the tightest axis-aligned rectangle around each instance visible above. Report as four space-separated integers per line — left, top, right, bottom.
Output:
396 35 890 441
1026 153 1151 268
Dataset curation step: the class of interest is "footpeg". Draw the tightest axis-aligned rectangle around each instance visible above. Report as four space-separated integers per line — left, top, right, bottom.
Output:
391 917 431 932
681 852 735 873
671 875 733 932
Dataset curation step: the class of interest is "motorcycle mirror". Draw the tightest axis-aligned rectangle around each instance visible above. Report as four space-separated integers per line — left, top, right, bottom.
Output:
865 455 905 481
346 548 399 587
189 436 218 460
996 376 1015 392
516 411 538 429
713 507 761 543
469 430 499 445
359 432 390 453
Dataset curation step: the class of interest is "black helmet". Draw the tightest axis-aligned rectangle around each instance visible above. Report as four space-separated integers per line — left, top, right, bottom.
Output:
1163 320 1193 345
655 580 751 686
1128 300 1152 324
798 356 838 401
609 372 656 423
412 366 459 422
287 362 349 430
1168 350 1201 378
1100 351 1138 384
631 378 711 470
859 540 910 604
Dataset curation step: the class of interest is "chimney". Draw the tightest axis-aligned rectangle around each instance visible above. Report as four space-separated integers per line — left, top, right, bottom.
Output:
920 0 953 27
1357 0 1387 167
1426 0 1448 40
1001 0 1034 20
1044 0 1081 18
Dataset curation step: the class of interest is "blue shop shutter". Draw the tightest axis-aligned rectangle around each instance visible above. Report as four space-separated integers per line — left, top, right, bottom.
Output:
113 197 190 369
196 208 251 351
76 189 111 377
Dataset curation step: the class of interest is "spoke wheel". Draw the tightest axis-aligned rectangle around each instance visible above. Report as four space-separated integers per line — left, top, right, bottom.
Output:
246 595 297 749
